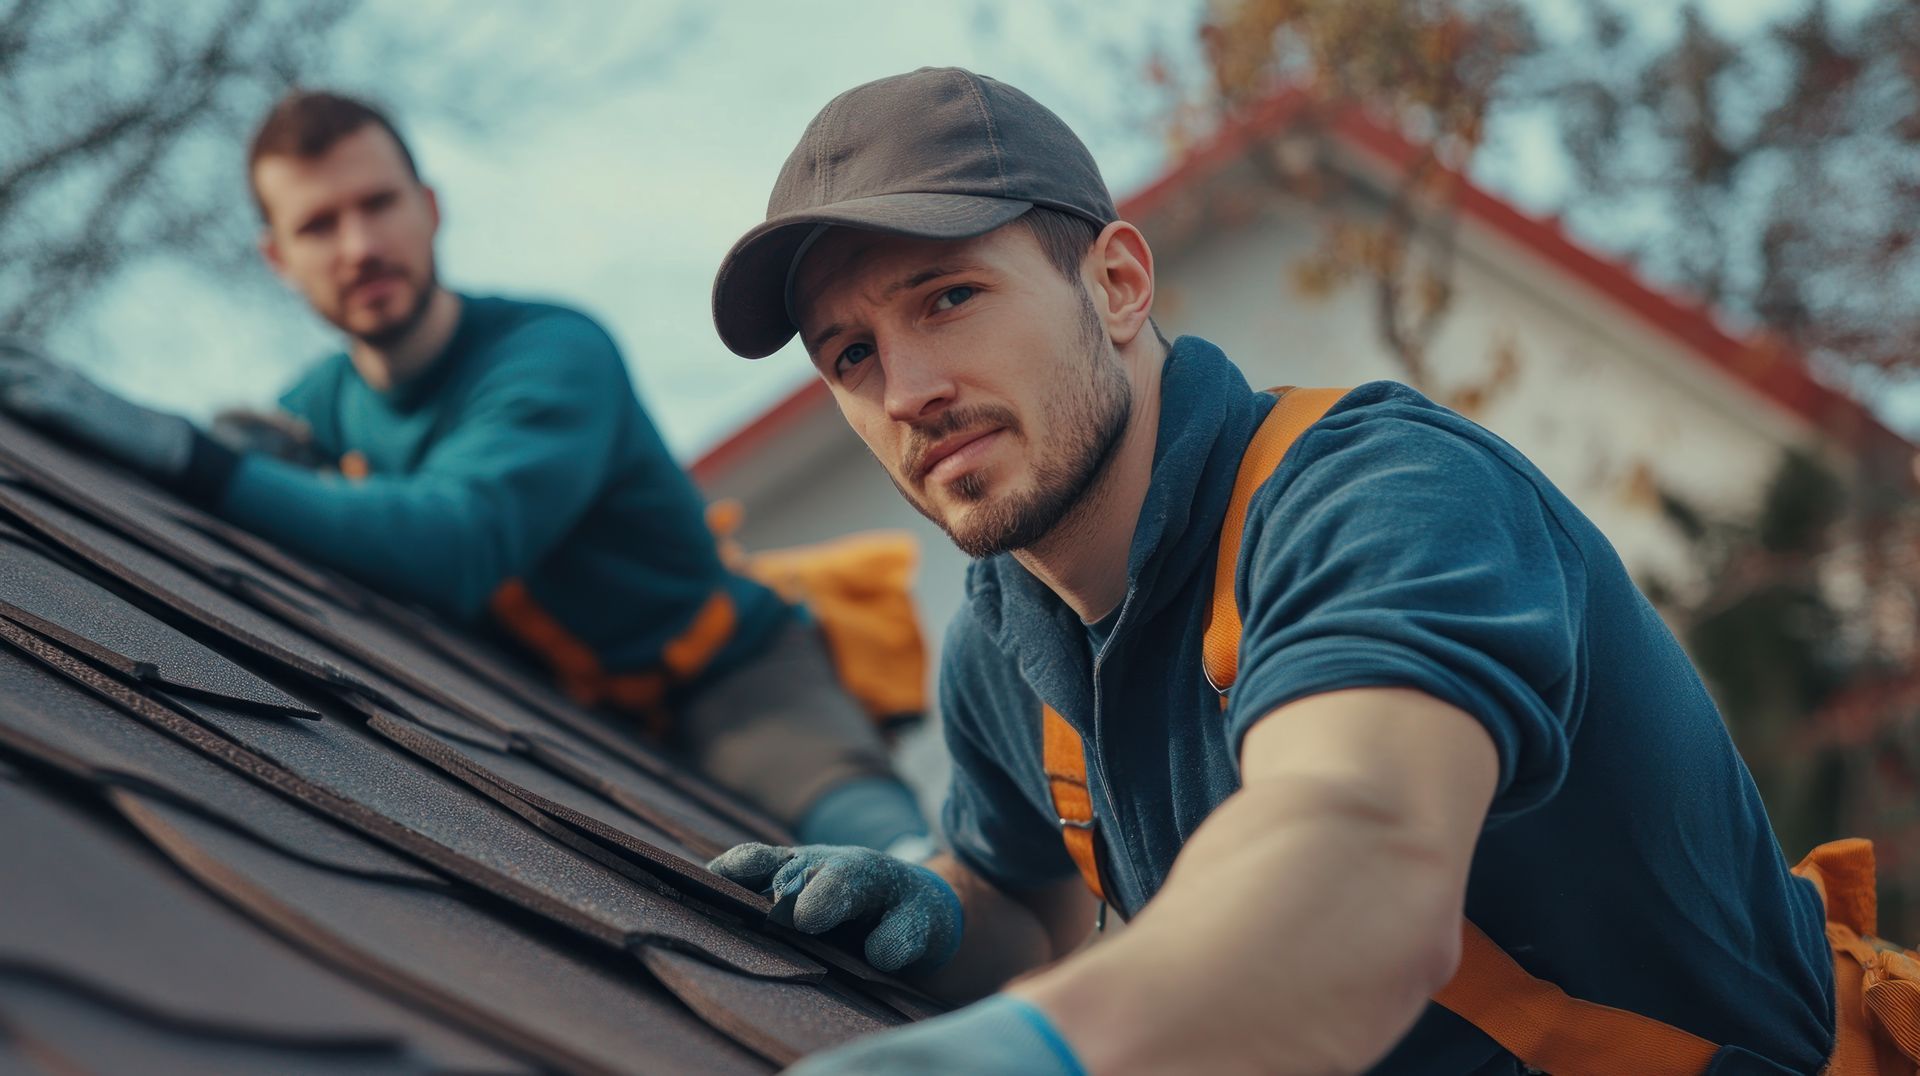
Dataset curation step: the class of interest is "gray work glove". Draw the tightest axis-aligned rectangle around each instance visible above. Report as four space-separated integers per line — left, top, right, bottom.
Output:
209 407 323 466
708 843 963 973
0 338 194 479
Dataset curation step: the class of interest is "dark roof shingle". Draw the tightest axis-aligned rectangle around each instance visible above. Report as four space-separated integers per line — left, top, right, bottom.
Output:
0 414 935 1072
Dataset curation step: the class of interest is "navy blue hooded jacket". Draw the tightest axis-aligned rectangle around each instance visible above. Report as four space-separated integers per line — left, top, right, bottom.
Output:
939 336 1834 1073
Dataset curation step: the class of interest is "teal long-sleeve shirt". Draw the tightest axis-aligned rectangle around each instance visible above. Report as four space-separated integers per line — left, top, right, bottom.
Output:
182 294 790 684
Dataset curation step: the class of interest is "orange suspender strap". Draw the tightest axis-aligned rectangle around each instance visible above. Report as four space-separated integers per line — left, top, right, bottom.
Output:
1042 389 1351 912
489 579 607 705
489 579 736 736
658 588 739 681
1041 704 1106 903
1433 924 1719 1074
1201 387 1355 696
1044 389 1348 913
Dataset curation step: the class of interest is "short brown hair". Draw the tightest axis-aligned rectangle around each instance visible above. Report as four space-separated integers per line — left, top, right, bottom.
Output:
1014 206 1170 346
247 90 419 220
1015 206 1103 282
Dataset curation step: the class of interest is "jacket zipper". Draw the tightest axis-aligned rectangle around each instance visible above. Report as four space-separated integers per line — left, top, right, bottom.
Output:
1087 588 1139 922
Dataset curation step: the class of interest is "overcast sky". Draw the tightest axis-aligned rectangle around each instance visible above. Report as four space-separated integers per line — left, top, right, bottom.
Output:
52 0 1903 462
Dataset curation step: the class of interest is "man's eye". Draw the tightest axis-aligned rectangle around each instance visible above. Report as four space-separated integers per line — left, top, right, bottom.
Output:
932 286 975 312
835 342 874 374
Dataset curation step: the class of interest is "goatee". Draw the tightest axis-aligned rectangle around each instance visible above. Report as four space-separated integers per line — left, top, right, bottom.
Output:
348 264 439 350
895 292 1132 559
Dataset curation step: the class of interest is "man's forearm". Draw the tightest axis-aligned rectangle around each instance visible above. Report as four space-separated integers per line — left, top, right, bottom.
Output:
213 452 509 619
915 854 1087 1003
1012 782 1463 1074
1011 689 1498 1075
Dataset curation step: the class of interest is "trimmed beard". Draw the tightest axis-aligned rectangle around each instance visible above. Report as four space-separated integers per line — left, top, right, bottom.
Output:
894 290 1133 559
343 261 440 350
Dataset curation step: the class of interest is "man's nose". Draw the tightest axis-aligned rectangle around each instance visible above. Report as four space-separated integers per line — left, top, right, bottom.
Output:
881 343 959 424
337 211 378 267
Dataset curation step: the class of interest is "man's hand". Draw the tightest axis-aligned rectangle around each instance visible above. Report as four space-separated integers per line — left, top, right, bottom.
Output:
0 339 194 479
210 408 322 466
785 994 1084 1076
708 843 962 973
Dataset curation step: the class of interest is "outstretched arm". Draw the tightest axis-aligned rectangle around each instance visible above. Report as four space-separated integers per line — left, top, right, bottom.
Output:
0 322 632 623
781 408 1564 1073
206 322 627 620
773 687 1497 1076
1013 686 1497 1074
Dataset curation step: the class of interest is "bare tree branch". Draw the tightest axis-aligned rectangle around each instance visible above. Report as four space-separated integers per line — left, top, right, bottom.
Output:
0 0 712 346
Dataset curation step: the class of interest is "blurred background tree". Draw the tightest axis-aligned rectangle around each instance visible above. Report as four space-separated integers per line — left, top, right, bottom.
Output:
1543 1 1920 387
1201 0 1534 387
0 0 357 338
0 0 707 340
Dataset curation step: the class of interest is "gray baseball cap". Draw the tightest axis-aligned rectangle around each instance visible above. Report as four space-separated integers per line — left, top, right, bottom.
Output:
712 67 1117 359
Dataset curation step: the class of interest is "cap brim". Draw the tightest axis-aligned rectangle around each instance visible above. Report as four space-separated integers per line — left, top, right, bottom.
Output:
712 192 1032 359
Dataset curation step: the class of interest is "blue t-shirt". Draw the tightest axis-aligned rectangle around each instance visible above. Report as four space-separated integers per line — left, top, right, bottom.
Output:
939 337 1834 1073
213 294 789 683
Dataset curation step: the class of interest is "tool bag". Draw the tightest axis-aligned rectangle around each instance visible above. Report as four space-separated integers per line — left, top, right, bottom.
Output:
709 500 928 734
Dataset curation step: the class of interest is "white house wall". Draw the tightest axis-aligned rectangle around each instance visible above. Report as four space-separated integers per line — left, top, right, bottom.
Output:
1146 171 1814 595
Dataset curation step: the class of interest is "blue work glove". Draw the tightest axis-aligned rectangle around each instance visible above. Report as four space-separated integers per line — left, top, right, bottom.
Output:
0 339 194 479
707 843 962 973
784 993 1085 1075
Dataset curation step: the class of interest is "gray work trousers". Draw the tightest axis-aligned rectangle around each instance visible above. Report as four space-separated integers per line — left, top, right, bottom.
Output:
675 619 896 828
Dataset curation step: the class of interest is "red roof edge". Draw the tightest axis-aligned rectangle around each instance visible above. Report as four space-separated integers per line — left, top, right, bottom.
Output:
1118 91 1315 224
693 90 1910 486
1318 104 1904 457
690 377 831 487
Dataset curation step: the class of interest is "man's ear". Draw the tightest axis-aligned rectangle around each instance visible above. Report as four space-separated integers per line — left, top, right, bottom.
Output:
1086 221 1155 348
423 183 441 234
258 228 288 281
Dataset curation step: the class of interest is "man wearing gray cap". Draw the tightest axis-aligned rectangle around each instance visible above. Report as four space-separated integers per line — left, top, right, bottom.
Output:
708 68 1835 1074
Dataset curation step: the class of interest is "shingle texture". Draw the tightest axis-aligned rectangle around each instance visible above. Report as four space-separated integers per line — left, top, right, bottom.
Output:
0 414 936 1073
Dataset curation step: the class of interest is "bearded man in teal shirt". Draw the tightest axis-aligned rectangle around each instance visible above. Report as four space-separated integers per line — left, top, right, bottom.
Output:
0 90 928 856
